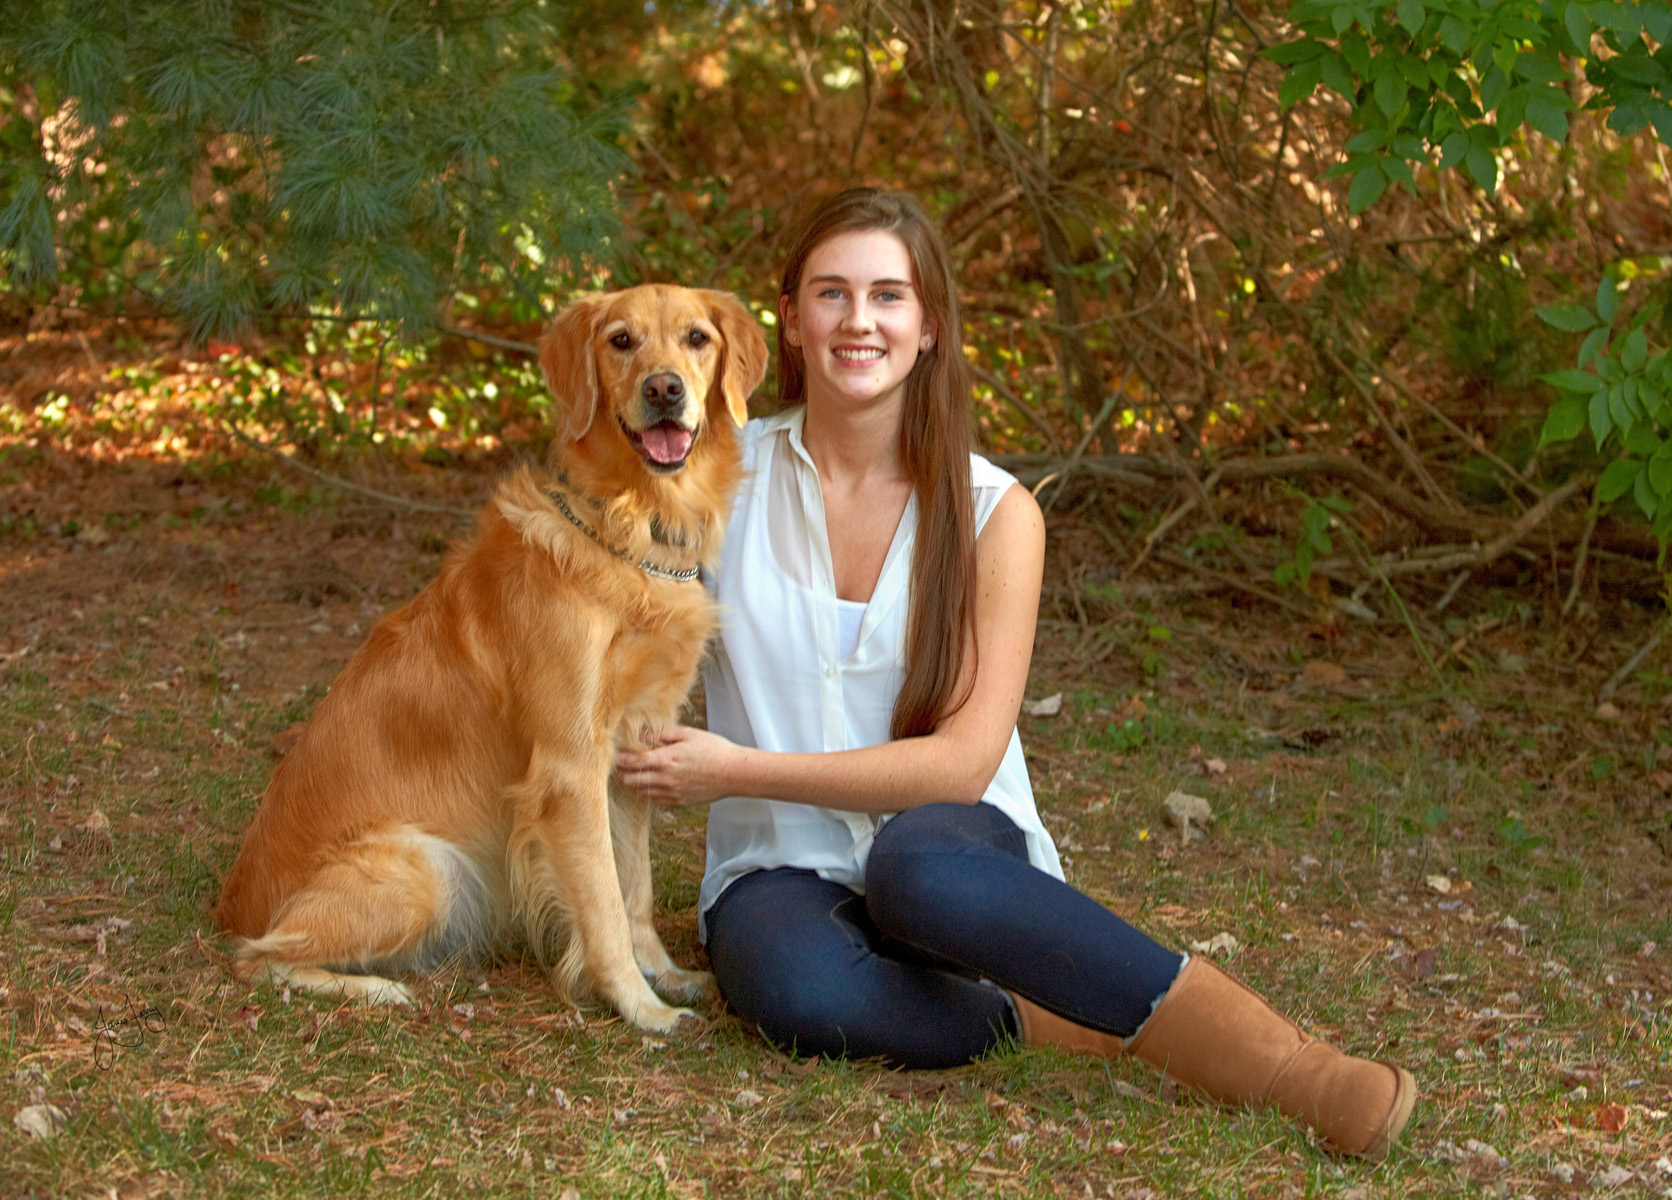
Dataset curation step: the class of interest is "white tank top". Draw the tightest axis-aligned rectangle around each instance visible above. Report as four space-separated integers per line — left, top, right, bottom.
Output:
697 407 1063 938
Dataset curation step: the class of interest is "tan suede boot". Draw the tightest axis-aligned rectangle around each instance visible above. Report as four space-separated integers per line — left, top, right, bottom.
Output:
1125 957 1417 1158
1008 992 1127 1058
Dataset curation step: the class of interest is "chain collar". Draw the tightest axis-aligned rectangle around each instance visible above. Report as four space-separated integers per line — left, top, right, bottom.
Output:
546 483 701 583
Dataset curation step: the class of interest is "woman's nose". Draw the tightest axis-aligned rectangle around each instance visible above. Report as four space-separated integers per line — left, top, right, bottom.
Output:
841 299 875 331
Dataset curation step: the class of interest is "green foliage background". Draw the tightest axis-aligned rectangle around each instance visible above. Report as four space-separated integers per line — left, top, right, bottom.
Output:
6 0 1672 566
1 0 627 337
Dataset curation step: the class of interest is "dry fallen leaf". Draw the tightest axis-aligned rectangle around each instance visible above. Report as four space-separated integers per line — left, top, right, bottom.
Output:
1463 1138 1500 1161
14 1104 67 1139
1462 1138 1505 1169
1205 757 1228 776
1022 693 1062 717
1411 948 1438 979
1640 940 1658 958
1188 932 1240 957
1558 1063 1602 1089
1597 1103 1629 1133
1302 660 1348 686
1423 874 1472 897
1594 701 1622 720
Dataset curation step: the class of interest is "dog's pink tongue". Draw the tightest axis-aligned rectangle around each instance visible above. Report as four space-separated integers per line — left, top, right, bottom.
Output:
641 423 692 464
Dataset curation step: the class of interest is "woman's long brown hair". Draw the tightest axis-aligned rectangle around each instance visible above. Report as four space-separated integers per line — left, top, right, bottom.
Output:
776 189 977 740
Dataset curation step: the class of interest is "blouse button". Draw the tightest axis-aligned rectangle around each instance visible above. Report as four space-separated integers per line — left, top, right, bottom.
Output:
823 663 835 678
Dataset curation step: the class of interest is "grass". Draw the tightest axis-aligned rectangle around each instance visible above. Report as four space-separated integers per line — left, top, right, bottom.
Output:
3 337 1671 1197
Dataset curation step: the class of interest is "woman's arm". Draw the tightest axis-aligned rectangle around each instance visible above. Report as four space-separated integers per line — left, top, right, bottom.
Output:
616 482 1045 811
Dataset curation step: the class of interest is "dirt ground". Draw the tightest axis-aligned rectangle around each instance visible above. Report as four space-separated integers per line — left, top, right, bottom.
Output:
3 326 1671 1198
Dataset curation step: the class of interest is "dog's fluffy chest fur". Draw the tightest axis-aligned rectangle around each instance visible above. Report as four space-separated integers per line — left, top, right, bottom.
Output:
491 468 722 747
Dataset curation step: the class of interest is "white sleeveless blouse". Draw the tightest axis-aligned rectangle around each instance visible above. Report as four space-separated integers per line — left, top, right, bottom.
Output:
697 408 1063 938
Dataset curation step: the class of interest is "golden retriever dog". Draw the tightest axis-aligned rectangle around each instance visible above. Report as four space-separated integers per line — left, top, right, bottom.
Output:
213 285 767 1033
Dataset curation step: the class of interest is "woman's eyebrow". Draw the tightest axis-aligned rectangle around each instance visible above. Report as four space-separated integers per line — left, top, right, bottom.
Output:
806 274 915 289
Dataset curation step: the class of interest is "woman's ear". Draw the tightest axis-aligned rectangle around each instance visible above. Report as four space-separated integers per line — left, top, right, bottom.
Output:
780 293 801 347
538 295 607 440
701 289 769 427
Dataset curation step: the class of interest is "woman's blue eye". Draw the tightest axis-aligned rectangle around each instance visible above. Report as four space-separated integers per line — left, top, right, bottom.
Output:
876 290 903 302
818 287 844 300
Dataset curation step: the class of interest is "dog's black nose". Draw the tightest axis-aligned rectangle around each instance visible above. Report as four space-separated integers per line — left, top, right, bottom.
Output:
642 373 685 409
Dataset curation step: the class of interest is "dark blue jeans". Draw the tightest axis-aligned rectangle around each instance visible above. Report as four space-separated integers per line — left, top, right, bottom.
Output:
704 802 1184 1069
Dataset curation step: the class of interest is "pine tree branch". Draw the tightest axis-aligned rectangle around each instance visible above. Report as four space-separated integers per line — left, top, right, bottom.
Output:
437 324 538 357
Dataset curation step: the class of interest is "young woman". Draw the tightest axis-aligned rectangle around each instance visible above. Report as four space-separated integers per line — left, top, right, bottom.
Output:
616 189 1416 1158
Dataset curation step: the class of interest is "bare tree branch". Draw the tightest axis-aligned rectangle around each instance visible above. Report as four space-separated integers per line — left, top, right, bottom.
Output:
225 425 477 519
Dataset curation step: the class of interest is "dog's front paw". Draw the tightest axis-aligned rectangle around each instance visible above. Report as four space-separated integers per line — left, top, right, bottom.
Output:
627 999 703 1035
653 966 717 1004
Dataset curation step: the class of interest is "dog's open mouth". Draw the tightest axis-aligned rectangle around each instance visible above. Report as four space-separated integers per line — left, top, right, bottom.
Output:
621 418 696 471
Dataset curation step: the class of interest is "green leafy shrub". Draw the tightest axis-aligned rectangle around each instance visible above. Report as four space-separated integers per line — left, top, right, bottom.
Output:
1266 0 1672 549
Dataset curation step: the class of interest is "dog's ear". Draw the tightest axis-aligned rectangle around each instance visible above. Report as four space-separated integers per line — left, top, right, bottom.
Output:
539 295 608 440
701 289 769 427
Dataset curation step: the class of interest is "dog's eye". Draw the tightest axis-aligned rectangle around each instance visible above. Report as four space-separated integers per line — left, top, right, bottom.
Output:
609 332 632 351
688 329 710 348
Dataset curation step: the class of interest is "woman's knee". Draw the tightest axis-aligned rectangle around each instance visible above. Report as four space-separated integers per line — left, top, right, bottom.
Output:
867 802 1026 912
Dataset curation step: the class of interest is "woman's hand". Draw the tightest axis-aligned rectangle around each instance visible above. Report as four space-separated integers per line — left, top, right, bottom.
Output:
615 725 744 806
